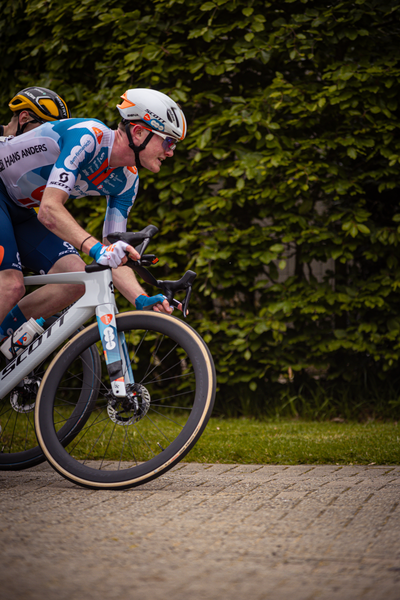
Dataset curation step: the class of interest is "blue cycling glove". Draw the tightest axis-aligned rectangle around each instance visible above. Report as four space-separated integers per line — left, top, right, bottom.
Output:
135 294 168 311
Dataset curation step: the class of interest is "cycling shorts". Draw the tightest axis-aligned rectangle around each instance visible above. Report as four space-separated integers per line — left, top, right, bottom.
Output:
0 179 79 274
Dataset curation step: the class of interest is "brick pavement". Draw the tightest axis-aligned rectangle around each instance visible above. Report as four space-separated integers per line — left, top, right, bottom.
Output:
1 462 399 600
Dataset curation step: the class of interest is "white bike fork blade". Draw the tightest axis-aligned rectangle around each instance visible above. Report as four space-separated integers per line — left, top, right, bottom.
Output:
96 304 126 397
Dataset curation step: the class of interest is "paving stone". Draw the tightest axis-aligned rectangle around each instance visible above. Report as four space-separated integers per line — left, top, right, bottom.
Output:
1 462 400 599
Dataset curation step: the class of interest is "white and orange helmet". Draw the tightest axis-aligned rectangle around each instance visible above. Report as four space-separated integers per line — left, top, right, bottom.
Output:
117 88 186 141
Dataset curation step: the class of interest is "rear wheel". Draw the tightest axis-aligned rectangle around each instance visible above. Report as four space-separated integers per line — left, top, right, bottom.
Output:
35 312 216 489
0 317 101 470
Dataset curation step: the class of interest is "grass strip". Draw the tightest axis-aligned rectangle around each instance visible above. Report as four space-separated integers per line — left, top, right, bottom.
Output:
185 418 400 465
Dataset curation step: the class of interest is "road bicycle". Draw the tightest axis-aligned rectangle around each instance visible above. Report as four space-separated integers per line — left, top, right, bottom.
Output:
0 225 216 489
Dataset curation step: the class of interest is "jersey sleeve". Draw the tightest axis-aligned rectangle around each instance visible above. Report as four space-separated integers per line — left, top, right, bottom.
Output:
102 170 139 240
45 125 99 196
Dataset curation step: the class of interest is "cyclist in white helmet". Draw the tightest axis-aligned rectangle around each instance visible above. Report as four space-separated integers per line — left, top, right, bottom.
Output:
116 88 186 169
0 88 187 342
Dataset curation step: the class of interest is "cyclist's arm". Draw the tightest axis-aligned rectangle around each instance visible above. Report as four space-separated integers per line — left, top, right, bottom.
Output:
103 189 174 314
103 234 173 315
38 188 172 314
109 264 173 315
38 187 139 261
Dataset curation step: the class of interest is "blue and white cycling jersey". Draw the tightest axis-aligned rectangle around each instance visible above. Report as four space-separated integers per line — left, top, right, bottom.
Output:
0 118 139 238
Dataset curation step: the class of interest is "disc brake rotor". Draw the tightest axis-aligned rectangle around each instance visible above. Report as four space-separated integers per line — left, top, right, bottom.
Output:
10 377 40 413
107 384 151 426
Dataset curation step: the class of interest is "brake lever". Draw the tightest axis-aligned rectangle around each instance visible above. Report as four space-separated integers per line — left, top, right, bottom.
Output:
107 225 158 250
134 237 151 258
158 271 196 318
181 285 192 318
166 289 191 317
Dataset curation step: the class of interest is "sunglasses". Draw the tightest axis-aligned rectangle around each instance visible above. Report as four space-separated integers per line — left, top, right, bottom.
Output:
137 125 177 152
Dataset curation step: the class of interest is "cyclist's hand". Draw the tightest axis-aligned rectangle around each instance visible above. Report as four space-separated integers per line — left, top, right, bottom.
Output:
154 298 183 315
89 241 140 268
135 294 181 315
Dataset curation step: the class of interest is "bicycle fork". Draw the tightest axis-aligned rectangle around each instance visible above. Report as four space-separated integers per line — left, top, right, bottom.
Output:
96 304 134 397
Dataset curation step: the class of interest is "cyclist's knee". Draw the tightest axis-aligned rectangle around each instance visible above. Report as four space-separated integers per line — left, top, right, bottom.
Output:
65 283 85 304
49 255 85 304
49 254 86 274
0 270 25 304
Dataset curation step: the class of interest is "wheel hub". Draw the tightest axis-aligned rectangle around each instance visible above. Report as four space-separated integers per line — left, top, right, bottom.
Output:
10 377 40 413
107 383 151 426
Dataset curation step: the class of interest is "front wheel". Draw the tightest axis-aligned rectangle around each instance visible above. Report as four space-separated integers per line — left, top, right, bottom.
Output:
35 312 216 490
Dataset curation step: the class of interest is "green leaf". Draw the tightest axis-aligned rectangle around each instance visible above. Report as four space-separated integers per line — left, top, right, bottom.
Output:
198 127 212 149
270 244 284 253
357 224 370 235
200 2 216 10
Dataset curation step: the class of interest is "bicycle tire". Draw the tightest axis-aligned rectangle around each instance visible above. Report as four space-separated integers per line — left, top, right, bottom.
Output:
0 317 101 470
35 311 216 490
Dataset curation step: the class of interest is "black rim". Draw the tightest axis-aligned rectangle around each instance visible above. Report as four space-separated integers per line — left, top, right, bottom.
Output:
37 313 215 488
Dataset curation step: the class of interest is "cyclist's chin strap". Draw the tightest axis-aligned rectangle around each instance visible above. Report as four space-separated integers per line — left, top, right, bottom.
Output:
16 113 45 136
125 123 154 169
16 120 31 136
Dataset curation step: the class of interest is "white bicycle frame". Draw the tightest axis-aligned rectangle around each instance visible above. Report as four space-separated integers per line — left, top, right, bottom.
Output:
0 268 132 399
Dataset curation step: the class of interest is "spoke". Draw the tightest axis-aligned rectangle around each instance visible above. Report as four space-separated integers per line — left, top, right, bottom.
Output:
147 407 186 428
150 388 196 404
73 414 112 465
98 420 118 469
131 420 157 458
141 333 165 381
24 411 35 451
0 405 15 445
143 413 174 444
123 427 140 466
140 342 180 384
118 431 127 468
144 367 194 387
62 406 110 449
117 426 142 468
150 403 192 411
4 410 18 452
130 329 150 363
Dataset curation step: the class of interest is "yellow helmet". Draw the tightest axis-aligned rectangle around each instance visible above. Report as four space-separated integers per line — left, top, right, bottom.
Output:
9 86 70 123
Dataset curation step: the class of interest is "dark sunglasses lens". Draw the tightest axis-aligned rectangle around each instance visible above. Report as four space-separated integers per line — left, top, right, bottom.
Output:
163 137 176 151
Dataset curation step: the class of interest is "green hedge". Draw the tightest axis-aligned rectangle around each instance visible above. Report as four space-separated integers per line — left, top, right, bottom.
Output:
2 0 400 417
